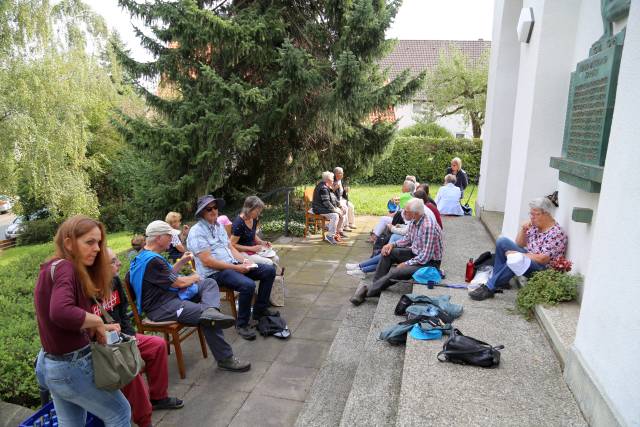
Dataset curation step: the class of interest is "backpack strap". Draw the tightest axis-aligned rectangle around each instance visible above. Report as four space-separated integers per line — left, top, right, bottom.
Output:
92 297 116 324
49 259 63 282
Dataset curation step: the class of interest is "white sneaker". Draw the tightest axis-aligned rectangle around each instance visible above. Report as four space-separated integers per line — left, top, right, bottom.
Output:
345 263 360 270
346 269 366 279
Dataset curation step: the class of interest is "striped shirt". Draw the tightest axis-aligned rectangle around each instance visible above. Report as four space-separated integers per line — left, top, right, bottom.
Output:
395 214 443 266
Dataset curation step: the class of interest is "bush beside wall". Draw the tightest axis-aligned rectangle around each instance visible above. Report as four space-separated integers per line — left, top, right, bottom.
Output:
361 137 482 185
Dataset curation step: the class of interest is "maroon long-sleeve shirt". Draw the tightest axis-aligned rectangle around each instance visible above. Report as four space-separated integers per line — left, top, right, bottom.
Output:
34 259 92 355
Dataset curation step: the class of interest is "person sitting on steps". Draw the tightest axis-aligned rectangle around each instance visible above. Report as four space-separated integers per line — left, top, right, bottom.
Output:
350 198 444 305
469 197 567 301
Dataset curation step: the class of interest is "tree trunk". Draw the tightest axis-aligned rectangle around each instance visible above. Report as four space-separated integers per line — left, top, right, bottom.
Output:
471 114 482 138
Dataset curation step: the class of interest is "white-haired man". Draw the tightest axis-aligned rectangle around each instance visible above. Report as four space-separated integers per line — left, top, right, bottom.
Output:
350 198 443 305
312 171 345 244
333 166 356 230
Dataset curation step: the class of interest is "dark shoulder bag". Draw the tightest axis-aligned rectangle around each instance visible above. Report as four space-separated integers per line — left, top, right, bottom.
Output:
437 329 504 368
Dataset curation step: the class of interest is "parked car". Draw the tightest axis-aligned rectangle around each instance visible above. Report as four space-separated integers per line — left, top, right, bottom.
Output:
0 195 13 214
5 209 49 239
5 216 23 239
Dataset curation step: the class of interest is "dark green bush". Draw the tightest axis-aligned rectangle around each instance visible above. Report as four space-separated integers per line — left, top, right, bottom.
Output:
360 137 482 185
17 217 59 245
0 245 51 408
396 122 453 138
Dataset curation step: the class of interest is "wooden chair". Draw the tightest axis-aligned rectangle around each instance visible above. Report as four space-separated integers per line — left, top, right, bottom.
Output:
303 187 327 238
122 277 207 379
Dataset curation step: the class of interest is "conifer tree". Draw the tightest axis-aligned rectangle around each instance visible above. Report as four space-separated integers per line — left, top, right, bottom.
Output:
115 0 424 202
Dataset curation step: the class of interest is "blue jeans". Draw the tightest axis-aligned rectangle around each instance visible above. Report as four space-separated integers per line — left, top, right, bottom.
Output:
212 264 276 327
359 254 381 273
35 347 131 427
486 236 546 290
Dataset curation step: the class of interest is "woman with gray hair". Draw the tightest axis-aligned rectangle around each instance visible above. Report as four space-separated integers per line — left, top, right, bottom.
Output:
435 174 464 216
469 197 568 301
230 196 281 270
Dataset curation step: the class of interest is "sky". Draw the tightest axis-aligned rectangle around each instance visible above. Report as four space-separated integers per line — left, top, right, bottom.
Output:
86 0 495 63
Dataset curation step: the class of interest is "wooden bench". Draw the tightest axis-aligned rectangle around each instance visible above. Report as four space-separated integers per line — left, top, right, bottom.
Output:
303 187 327 238
122 277 208 379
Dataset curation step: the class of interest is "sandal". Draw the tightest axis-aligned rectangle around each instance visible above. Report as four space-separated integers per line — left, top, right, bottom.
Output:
151 397 184 410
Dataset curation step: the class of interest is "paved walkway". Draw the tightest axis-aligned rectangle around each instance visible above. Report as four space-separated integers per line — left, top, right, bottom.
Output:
153 216 379 427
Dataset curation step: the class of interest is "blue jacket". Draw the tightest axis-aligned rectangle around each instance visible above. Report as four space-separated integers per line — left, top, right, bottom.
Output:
404 293 464 319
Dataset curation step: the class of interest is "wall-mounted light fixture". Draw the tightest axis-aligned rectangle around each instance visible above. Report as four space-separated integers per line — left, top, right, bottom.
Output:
517 7 535 43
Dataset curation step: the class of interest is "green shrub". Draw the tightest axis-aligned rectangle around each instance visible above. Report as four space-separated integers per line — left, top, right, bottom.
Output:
259 204 306 238
17 217 59 245
397 122 453 138
360 137 482 185
516 269 581 319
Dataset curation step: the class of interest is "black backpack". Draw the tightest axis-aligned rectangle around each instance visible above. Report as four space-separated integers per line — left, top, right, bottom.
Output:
437 329 504 368
257 314 290 339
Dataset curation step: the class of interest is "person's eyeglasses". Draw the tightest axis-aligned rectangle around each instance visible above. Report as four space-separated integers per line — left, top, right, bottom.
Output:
205 205 218 212
110 257 119 265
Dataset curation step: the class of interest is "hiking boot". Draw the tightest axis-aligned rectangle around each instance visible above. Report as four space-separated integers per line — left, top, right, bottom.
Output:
346 269 366 279
469 284 495 301
217 356 251 372
199 308 236 329
349 282 368 306
324 235 337 245
345 263 359 270
151 397 183 410
252 308 280 320
237 325 257 340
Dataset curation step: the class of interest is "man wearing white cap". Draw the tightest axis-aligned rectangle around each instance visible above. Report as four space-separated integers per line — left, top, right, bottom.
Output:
127 220 250 372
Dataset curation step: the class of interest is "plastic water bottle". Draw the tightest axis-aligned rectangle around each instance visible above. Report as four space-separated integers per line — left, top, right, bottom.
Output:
465 258 474 282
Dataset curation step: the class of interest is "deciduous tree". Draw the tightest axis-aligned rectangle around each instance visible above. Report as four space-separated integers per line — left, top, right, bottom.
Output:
423 46 489 138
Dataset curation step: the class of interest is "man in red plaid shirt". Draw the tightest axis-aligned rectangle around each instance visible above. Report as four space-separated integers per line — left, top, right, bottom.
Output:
350 198 443 305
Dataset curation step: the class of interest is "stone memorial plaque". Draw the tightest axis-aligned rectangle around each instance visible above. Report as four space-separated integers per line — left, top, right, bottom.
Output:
550 0 629 193
550 34 624 192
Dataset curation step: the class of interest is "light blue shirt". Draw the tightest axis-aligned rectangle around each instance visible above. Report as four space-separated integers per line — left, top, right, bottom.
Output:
435 183 464 216
187 219 236 277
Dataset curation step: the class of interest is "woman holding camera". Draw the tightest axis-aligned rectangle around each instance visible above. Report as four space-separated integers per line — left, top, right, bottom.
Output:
34 215 131 426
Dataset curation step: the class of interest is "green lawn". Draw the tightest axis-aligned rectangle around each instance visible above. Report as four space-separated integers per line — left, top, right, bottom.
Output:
347 184 477 216
0 230 133 268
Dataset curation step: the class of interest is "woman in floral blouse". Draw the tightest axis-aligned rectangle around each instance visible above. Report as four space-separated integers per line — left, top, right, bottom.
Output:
470 197 568 301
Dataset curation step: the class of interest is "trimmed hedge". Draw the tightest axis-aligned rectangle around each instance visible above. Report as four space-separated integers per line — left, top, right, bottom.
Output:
361 137 482 185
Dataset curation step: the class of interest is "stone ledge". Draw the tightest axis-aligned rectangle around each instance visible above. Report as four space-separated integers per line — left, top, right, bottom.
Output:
564 347 624 427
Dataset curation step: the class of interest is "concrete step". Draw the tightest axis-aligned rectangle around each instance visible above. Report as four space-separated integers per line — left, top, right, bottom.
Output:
295 296 378 426
396 216 586 426
0 401 33 427
339 283 411 427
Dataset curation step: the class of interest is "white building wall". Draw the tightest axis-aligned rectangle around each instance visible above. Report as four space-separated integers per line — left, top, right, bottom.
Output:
572 3 640 424
477 0 522 213
501 0 581 238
